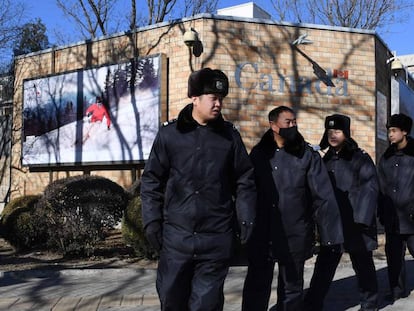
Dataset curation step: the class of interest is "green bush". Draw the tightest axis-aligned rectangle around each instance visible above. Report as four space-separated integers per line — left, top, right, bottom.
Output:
39 175 130 256
122 180 158 259
0 195 48 251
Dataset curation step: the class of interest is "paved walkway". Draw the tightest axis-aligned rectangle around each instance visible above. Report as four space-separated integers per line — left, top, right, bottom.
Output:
0 255 414 310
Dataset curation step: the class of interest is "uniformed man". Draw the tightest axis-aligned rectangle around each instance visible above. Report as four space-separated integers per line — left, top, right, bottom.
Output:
305 114 379 311
378 113 414 303
242 106 343 311
141 68 256 311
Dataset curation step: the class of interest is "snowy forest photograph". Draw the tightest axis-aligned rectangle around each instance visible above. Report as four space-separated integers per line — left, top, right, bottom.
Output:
22 54 162 167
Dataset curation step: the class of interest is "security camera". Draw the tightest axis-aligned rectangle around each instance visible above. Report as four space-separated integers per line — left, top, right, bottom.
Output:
391 59 403 71
183 29 198 47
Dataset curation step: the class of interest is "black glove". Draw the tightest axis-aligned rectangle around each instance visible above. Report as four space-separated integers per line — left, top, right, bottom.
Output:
324 244 343 254
145 221 162 251
239 221 254 244
107 125 110 130
355 223 370 231
378 214 384 226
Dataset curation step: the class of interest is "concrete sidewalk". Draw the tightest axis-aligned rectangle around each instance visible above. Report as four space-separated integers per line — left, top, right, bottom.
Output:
0 257 413 310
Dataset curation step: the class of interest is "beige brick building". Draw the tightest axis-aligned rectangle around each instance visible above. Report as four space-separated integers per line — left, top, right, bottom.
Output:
8 10 400 201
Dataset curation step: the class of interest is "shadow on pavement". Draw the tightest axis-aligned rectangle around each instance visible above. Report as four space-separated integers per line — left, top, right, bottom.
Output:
311 260 414 310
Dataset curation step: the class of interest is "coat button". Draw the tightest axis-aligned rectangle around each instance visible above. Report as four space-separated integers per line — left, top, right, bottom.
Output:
395 163 399 167
195 191 199 194
274 166 278 170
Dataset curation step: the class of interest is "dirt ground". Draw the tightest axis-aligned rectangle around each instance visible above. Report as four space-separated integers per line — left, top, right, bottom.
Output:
0 229 157 271
0 230 387 272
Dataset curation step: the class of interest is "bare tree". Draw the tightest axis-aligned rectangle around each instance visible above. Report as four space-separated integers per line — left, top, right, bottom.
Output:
56 0 121 39
182 0 219 17
271 0 413 30
129 0 136 30
55 0 174 38
0 0 26 68
146 0 177 25
57 0 219 35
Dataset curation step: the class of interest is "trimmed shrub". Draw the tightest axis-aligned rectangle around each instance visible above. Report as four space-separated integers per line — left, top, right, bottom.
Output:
0 195 48 251
39 175 130 256
122 180 158 259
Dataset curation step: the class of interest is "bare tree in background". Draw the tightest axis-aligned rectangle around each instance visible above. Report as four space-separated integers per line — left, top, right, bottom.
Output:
56 0 122 39
129 0 136 30
55 0 175 37
56 0 220 38
146 0 176 25
182 0 218 17
0 0 26 69
271 0 413 30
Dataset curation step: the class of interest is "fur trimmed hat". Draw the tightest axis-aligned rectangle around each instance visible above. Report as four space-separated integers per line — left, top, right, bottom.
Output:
187 68 229 98
324 114 351 138
386 113 413 133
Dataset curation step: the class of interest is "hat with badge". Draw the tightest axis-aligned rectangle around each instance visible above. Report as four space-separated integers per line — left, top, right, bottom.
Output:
187 68 229 98
386 113 413 133
319 114 351 150
324 114 351 138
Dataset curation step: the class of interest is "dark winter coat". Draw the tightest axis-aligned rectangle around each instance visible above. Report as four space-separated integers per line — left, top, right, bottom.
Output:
322 139 378 252
378 137 414 234
247 129 343 263
140 103 256 260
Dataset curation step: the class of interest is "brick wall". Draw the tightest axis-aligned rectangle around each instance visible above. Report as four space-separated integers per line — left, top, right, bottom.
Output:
11 15 388 198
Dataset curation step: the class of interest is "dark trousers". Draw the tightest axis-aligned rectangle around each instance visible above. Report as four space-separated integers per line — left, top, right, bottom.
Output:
305 247 378 311
156 254 229 311
385 232 414 299
242 256 305 311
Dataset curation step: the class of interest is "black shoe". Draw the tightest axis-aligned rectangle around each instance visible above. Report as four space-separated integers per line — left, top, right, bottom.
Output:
385 291 407 303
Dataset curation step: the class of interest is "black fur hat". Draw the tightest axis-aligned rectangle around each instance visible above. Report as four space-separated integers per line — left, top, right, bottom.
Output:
386 113 413 133
187 68 229 98
324 114 351 138
319 114 351 149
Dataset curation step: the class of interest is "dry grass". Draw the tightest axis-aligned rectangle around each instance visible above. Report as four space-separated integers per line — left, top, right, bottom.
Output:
0 229 157 271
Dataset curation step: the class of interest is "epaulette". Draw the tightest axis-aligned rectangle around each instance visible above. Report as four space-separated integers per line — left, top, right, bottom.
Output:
162 118 177 127
228 122 239 131
308 143 321 152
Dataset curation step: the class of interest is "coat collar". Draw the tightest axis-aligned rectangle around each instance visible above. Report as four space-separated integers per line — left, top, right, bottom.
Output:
383 136 414 159
323 137 359 161
176 103 225 133
257 128 306 158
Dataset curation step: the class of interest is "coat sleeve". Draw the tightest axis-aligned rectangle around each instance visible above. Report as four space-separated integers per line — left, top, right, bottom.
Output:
231 130 257 224
140 130 169 229
307 151 344 246
352 153 379 226
376 156 388 226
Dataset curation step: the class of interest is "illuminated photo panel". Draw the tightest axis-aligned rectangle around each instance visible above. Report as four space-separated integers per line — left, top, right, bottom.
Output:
22 54 163 167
